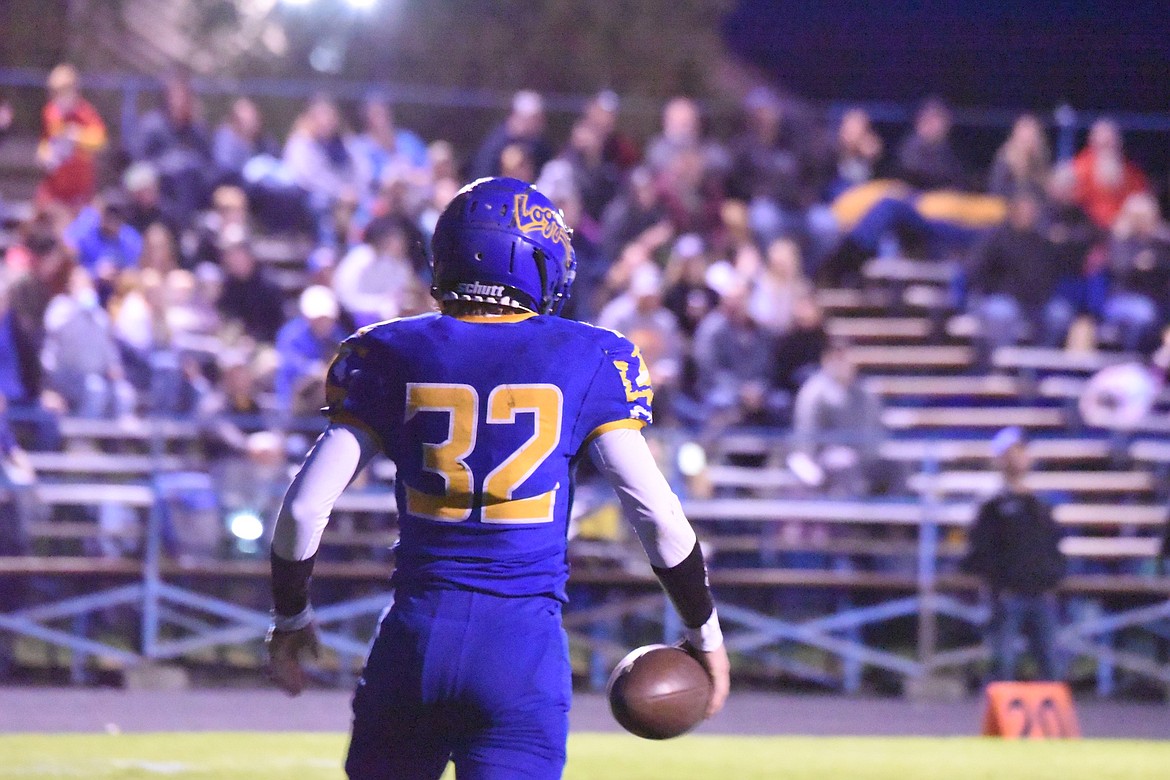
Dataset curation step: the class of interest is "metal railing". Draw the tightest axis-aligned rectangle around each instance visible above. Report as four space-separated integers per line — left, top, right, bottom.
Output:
1 420 1169 695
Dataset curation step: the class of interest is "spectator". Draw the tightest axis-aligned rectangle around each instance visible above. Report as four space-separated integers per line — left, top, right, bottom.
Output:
64 189 144 285
134 73 214 225
322 187 364 255
427 140 460 182
772 294 829 395
657 144 724 237
896 97 965 191
164 268 221 343
596 264 685 410
123 162 184 241
1044 165 1101 274
727 87 818 245
1104 193 1170 352
417 175 461 245
1072 119 1150 230
692 277 784 429
36 64 107 212
332 216 422 327
366 171 429 272
497 142 537 183
0 274 28 404
2 253 64 452
216 239 285 344
662 234 718 337
0 394 37 558
749 237 811 334
967 191 1073 350
5 211 63 277
191 185 251 267
351 96 429 204
111 268 194 414
471 90 553 180
6 226 72 401
645 97 716 175
600 166 671 260
988 114 1051 199
828 107 883 199
274 285 345 415
581 90 639 171
41 267 135 418
139 222 181 275
559 119 622 222
197 350 265 455
213 97 279 180
963 427 1066 682
283 96 361 242
789 339 890 495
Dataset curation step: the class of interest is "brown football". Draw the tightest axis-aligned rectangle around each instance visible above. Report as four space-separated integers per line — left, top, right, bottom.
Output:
606 644 712 740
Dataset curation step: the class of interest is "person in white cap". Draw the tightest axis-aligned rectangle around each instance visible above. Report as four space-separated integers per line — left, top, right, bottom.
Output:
274 285 346 414
963 426 1066 681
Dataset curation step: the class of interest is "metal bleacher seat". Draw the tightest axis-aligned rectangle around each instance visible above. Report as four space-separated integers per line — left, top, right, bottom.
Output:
862 258 958 286
826 317 933 342
992 346 1133 375
878 437 1115 465
881 406 1066 430
845 345 974 372
864 374 1020 399
907 469 1157 497
26 451 187 475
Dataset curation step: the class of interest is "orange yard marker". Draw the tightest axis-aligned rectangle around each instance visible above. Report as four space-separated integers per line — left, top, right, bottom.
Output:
982 682 1081 739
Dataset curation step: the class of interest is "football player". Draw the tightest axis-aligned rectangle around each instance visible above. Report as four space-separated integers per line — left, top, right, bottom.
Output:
268 176 729 779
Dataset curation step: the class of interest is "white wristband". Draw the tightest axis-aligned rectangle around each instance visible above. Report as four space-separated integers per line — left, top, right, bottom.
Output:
272 605 315 632
684 608 723 652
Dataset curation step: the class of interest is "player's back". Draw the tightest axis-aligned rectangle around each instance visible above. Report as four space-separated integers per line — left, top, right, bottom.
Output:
325 311 652 601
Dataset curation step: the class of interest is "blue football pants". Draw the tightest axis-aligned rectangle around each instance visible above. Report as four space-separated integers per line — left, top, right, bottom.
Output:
345 588 571 779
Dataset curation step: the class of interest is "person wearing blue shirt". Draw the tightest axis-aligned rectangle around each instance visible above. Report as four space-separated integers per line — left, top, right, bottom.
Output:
274 285 346 415
0 306 26 403
351 97 430 203
64 189 143 281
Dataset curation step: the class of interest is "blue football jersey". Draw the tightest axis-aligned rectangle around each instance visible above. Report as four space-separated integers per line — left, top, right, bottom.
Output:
324 311 653 601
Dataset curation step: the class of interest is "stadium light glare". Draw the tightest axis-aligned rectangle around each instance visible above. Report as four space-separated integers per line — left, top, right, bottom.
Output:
281 0 314 6
344 0 378 8
228 511 264 542
676 441 707 477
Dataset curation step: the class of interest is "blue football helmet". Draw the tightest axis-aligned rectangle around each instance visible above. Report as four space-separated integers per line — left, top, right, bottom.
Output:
430 177 577 315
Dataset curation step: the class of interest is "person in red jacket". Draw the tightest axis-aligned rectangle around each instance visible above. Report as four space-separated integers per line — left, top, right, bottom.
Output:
36 64 108 212
1071 119 1149 229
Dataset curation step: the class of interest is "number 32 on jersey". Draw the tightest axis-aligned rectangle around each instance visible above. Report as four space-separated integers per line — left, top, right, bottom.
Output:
404 382 562 525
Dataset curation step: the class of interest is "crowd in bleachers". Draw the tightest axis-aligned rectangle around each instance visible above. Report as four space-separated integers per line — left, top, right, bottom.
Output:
1 65 1168 512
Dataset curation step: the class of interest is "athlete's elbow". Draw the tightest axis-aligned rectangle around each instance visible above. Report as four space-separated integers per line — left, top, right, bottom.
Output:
287 495 329 530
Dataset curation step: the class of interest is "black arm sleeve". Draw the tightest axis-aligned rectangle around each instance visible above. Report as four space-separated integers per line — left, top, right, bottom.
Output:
271 550 317 617
650 540 715 629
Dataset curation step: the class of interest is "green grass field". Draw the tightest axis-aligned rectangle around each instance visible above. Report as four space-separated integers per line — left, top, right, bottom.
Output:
0 733 1167 779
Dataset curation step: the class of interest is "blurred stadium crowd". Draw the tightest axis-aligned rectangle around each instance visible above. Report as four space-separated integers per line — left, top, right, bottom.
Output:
0 65 1167 558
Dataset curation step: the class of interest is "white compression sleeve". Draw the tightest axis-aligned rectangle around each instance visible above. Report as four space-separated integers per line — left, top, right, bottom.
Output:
271 423 380 562
588 427 696 568
588 427 722 650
